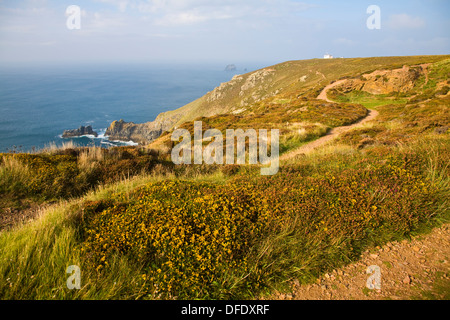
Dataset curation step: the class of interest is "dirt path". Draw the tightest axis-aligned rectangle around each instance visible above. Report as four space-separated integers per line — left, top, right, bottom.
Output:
420 63 431 88
280 80 379 162
280 109 378 161
317 79 347 102
269 224 450 300
0 204 51 231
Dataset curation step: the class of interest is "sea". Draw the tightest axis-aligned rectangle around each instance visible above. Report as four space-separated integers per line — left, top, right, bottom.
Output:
0 62 266 153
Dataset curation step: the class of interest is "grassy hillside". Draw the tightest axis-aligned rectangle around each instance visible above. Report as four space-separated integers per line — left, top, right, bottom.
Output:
157 55 449 128
0 55 449 300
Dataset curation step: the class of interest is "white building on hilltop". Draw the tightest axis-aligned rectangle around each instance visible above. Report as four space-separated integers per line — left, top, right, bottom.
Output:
324 54 334 59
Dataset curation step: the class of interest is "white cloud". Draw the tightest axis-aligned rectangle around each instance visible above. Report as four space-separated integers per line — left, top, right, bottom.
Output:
96 0 129 12
154 12 209 26
88 0 316 30
1 0 446 64
387 13 425 29
153 7 236 26
90 12 127 29
119 0 314 26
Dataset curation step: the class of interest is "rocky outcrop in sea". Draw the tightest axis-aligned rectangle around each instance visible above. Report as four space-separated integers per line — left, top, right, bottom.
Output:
62 125 98 138
225 64 237 72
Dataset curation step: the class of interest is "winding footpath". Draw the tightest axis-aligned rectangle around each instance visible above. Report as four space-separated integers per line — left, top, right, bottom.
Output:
280 81 379 161
317 79 347 102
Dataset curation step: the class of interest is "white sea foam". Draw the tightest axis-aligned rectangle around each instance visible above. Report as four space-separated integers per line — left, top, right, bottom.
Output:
110 139 139 146
100 138 139 147
94 128 107 139
125 141 139 146
62 134 97 139
60 127 138 148
101 140 116 147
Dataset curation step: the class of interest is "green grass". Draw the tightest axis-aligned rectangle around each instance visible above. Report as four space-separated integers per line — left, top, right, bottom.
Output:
0 170 232 299
1 134 448 300
412 272 450 300
0 55 449 300
330 90 409 109
0 146 171 212
162 99 367 157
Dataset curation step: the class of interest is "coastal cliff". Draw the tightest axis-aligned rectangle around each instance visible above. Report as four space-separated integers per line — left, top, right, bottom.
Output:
105 56 448 145
105 112 182 144
104 65 284 144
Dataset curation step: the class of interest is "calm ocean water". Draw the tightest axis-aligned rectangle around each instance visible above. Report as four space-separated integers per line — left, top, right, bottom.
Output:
0 63 261 153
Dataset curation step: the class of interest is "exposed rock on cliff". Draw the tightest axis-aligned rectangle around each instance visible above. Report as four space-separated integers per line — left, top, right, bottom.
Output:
62 125 97 138
206 68 276 107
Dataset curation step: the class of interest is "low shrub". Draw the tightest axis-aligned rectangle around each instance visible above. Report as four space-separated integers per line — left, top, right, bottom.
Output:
80 150 443 299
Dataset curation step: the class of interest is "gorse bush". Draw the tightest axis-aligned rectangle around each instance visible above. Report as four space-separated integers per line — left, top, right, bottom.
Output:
0 153 78 199
79 149 443 299
81 181 278 299
0 156 31 197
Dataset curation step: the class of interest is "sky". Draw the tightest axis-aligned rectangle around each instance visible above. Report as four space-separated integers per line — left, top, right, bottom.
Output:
0 0 449 66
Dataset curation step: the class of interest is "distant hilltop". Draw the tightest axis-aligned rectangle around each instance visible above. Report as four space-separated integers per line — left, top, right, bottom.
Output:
225 64 237 72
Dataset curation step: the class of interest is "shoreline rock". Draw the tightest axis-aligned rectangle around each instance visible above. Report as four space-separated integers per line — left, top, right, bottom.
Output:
62 125 98 138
